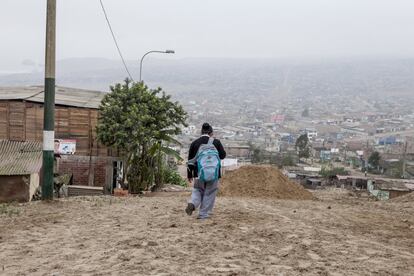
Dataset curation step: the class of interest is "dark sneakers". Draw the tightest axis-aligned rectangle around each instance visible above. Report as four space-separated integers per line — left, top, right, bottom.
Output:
185 203 195 216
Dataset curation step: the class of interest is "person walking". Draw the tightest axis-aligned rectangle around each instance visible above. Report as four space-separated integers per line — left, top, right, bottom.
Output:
186 123 226 219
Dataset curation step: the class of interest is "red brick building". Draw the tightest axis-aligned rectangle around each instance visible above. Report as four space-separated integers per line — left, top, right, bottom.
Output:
0 86 121 193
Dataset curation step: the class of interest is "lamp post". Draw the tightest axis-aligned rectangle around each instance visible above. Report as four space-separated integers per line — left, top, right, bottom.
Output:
139 50 175 82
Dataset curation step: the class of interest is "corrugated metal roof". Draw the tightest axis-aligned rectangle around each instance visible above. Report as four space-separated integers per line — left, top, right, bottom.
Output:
405 183 414 191
0 140 42 175
0 85 106 109
375 181 411 192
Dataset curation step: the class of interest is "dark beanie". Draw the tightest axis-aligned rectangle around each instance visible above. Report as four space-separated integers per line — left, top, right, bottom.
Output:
201 123 213 134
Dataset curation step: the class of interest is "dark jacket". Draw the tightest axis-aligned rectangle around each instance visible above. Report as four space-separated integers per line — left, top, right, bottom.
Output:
187 135 226 179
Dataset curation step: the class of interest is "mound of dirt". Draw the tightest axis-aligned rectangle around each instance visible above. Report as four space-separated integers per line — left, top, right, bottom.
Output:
219 165 314 200
391 191 414 203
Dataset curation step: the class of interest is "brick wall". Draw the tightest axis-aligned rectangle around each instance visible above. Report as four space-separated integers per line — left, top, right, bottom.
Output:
57 155 117 188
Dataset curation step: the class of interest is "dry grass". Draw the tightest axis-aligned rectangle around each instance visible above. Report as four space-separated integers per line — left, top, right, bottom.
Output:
0 203 21 217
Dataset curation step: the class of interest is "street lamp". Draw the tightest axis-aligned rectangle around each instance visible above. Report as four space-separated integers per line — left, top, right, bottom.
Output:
139 49 175 82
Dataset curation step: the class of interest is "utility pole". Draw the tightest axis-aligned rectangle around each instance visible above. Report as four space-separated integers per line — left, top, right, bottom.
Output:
402 140 408 179
365 139 369 171
42 0 56 200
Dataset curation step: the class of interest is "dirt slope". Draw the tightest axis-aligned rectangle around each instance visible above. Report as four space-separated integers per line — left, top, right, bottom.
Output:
0 191 413 275
219 165 314 200
391 191 414 203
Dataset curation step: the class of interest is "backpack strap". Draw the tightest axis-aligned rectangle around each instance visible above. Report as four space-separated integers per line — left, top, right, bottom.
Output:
208 137 214 145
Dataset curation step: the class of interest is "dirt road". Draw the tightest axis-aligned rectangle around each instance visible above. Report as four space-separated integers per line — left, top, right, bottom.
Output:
0 189 413 275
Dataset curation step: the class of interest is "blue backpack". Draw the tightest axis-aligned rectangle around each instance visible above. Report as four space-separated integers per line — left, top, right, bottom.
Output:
188 137 221 183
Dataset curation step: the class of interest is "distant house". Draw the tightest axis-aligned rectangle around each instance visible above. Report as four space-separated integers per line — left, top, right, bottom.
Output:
335 175 368 190
0 86 122 193
341 127 367 136
283 166 322 187
320 150 332 161
311 142 327 159
378 136 397 145
300 128 317 140
0 140 42 203
225 145 251 159
345 141 365 152
368 179 414 200
280 133 294 144
305 178 322 189
271 114 285 124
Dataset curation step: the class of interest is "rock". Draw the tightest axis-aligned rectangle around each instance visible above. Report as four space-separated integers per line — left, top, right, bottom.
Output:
161 184 187 192
147 241 158 246
118 253 131 261
327 206 332 209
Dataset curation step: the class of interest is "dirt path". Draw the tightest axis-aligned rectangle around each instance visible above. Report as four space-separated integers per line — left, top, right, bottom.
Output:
0 189 413 275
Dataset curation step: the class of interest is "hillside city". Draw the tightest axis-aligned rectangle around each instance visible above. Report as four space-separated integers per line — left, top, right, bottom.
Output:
3 58 414 181
187 97 409 175
2 1 414 275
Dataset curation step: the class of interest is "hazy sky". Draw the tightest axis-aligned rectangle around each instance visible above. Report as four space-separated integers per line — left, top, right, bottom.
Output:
1 0 414 72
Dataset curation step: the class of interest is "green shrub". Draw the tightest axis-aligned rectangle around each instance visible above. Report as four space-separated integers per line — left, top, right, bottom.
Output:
320 167 349 178
164 169 187 187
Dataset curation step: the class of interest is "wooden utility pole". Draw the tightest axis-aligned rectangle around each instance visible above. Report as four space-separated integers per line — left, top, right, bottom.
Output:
42 0 56 200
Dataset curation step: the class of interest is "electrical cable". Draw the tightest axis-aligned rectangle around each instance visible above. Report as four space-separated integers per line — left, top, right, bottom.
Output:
98 0 134 81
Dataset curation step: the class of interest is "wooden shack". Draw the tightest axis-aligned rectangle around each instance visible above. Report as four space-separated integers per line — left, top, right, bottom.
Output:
0 86 121 193
368 178 414 200
0 140 42 203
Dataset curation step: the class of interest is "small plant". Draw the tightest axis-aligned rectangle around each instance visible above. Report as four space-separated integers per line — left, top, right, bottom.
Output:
163 168 187 187
0 203 21 217
281 154 296 166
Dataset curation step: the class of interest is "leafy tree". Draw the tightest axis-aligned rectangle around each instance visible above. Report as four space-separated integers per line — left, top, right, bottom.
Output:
250 144 265 163
368 151 381 168
281 154 296 166
96 80 187 192
295 134 310 159
302 108 310 117
320 167 348 178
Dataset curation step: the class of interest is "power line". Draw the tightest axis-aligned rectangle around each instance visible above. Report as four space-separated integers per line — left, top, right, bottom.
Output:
99 0 134 81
